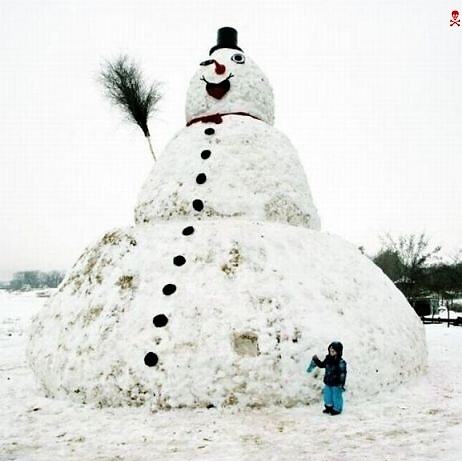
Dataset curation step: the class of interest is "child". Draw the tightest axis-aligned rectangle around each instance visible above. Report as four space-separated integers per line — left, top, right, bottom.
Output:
311 341 347 415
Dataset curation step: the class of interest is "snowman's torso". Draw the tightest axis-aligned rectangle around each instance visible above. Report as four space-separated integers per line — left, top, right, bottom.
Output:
27 220 426 409
135 116 320 230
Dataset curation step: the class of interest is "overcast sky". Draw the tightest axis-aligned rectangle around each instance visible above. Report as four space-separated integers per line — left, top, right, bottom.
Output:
1 0 461 280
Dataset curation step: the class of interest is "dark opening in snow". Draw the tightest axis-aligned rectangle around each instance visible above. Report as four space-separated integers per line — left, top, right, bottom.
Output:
201 150 211 159
204 127 215 135
233 332 260 357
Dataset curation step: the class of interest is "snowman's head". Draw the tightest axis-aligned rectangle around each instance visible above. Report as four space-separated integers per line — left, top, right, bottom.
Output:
185 28 275 125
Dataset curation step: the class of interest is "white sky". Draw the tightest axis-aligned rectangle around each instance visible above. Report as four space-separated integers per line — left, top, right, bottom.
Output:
1 0 461 280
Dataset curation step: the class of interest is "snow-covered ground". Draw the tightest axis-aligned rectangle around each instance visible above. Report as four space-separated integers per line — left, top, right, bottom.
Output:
1 290 461 461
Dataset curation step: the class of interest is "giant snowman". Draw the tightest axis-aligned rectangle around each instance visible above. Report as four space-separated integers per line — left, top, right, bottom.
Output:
27 28 426 409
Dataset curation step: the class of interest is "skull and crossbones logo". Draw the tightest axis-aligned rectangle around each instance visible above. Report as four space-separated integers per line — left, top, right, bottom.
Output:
450 10 460 27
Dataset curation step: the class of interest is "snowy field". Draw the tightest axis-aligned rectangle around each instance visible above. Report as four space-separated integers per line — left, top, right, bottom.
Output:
1 291 461 461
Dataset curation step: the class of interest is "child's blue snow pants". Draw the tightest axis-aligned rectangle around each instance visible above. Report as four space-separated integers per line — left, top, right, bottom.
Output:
323 385 344 413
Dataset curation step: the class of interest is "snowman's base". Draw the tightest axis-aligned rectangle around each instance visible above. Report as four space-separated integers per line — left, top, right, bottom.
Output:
27 220 427 409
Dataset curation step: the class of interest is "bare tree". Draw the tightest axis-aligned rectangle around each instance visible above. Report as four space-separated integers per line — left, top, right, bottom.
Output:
379 232 441 297
99 55 162 161
46 270 65 288
373 249 403 282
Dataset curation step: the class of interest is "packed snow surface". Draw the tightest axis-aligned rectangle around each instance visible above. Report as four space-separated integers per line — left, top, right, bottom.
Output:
2 291 461 460
27 222 426 409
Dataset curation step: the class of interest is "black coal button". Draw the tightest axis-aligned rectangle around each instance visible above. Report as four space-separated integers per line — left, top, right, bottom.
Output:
182 226 195 235
144 352 159 367
196 173 207 184
173 255 186 266
192 199 204 211
153 314 169 328
162 284 176 295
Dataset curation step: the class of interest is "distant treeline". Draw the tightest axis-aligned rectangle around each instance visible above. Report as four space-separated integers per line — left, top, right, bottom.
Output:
2 271 66 291
371 233 462 308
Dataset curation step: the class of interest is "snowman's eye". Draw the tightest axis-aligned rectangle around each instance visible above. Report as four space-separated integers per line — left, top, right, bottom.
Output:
200 59 214 66
231 53 245 64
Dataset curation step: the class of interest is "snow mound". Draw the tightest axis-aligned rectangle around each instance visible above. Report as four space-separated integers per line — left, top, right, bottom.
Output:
27 221 427 409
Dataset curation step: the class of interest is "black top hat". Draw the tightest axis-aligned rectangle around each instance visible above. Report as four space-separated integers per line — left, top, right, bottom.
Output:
209 27 243 55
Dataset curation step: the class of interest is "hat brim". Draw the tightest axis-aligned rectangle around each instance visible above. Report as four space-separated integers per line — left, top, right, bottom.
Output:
209 44 243 56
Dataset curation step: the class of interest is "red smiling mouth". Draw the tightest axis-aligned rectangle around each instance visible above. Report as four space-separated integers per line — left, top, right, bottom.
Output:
201 74 234 99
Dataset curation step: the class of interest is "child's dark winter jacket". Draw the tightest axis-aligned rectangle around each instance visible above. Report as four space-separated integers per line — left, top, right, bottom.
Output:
313 341 347 387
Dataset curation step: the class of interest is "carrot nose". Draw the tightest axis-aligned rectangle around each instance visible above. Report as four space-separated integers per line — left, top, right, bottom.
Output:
214 60 226 75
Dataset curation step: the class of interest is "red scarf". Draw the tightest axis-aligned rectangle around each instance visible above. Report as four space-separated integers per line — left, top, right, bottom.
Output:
186 112 261 126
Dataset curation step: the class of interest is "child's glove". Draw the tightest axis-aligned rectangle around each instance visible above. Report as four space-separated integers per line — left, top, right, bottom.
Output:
306 359 317 373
